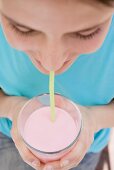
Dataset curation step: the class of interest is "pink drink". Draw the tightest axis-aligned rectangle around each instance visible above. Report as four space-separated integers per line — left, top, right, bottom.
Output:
18 94 82 163
23 107 78 152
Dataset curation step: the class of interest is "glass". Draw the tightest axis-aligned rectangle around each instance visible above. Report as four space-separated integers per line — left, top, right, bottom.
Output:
17 93 82 163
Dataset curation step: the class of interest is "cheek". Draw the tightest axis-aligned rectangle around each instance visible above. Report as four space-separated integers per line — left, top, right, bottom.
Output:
2 27 29 51
82 29 110 53
68 20 112 54
3 29 21 50
69 31 109 55
1 17 19 49
1 16 33 51
78 35 106 54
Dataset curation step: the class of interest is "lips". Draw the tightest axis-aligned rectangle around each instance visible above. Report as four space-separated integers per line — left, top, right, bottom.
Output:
34 59 74 75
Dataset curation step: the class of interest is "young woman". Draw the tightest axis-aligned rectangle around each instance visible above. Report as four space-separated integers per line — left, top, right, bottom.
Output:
0 0 114 169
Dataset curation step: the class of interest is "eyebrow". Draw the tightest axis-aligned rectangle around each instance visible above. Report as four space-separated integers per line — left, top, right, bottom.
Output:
2 12 105 33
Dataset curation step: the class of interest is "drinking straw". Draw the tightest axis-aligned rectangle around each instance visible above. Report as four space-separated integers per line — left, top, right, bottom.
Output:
49 71 56 122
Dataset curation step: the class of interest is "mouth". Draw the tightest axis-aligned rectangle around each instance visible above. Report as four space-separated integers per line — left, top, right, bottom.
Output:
33 59 74 75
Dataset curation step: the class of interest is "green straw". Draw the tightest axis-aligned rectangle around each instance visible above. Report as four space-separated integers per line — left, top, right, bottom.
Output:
49 71 56 122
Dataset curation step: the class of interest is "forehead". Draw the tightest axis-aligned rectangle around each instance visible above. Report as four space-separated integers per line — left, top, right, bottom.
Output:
0 0 113 33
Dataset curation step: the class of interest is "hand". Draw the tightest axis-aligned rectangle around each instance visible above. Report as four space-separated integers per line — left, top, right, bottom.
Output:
10 97 43 170
43 101 96 170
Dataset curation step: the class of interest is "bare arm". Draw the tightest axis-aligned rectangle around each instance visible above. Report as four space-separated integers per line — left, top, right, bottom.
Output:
1 86 114 130
0 89 28 121
88 99 114 132
0 89 41 169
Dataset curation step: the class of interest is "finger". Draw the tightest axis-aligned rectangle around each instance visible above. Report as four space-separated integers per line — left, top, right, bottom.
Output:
55 95 75 112
61 145 86 168
43 136 87 170
19 98 43 119
43 160 61 170
11 132 41 169
55 95 81 122
60 131 91 169
17 143 41 169
61 154 84 170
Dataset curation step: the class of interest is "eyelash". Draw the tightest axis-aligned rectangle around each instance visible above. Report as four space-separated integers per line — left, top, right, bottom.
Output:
75 28 101 40
10 24 101 40
10 24 35 36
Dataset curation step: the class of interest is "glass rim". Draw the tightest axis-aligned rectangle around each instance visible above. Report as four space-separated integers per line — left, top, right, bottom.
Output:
18 93 83 155
23 121 82 155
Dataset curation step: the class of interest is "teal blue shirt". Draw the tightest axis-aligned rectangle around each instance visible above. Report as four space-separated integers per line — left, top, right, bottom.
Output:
0 16 114 153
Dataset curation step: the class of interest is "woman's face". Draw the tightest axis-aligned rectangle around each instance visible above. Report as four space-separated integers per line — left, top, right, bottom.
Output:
0 0 113 74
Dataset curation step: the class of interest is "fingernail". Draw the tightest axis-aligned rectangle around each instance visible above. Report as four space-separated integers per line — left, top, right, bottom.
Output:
61 160 69 167
32 160 40 167
44 165 54 170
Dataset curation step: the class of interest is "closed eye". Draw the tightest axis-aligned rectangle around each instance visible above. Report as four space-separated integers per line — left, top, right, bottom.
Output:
10 20 102 41
10 24 38 36
68 27 102 40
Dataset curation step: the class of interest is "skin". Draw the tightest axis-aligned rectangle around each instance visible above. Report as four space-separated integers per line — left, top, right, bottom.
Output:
0 0 113 75
0 1 114 170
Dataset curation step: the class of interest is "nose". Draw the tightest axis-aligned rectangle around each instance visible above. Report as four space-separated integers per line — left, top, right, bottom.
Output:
40 54 66 71
39 40 67 71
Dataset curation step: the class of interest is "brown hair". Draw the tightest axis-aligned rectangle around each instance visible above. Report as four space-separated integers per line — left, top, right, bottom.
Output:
98 0 114 6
